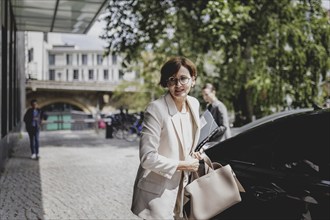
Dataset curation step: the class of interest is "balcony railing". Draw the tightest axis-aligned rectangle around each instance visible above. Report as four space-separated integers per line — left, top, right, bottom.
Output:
26 80 121 92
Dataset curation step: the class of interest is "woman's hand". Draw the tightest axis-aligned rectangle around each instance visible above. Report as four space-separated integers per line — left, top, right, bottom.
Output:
177 158 200 172
191 151 203 160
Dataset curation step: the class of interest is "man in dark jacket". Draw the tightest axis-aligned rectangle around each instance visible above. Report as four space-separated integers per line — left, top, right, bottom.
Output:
23 99 45 159
202 83 231 141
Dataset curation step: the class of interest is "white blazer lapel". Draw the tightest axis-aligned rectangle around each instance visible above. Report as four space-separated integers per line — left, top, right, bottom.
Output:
171 114 185 151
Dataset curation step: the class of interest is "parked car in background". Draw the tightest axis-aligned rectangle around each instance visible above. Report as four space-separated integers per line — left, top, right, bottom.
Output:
205 108 330 219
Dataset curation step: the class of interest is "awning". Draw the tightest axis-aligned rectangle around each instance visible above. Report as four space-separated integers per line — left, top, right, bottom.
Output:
11 0 108 34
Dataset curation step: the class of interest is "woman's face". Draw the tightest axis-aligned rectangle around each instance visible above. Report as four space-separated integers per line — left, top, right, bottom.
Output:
167 66 195 101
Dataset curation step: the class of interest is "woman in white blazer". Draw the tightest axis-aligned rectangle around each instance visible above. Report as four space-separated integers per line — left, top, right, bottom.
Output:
131 57 202 219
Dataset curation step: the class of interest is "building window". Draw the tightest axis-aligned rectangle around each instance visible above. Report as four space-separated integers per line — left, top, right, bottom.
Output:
49 70 55 80
49 54 55 65
73 69 79 80
88 70 94 80
57 72 62 80
28 48 33 62
97 54 103 65
82 54 87 65
112 54 117 65
76 54 79 65
43 32 48 42
119 70 124 79
104 70 109 80
66 54 72 65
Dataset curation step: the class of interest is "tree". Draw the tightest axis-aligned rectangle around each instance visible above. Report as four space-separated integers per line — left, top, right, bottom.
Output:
101 0 330 123
202 0 330 122
101 0 210 107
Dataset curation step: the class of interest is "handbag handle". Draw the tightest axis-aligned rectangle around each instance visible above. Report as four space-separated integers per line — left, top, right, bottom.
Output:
190 155 216 181
196 154 246 193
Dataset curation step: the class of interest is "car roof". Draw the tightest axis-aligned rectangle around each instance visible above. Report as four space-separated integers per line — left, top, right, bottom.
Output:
232 108 314 136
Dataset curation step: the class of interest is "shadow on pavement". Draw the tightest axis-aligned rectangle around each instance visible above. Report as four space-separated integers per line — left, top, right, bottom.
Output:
1 130 140 220
39 130 139 149
0 133 44 220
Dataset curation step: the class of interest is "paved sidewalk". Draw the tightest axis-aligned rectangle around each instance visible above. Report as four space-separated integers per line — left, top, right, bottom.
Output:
0 130 140 220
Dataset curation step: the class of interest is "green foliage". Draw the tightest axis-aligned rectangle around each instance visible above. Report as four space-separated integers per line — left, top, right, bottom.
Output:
101 0 330 123
200 0 330 119
110 51 166 111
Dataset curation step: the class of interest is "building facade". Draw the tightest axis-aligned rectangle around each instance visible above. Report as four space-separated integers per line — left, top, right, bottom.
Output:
0 0 109 172
26 32 136 83
25 32 136 115
0 0 26 171
47 46 122 82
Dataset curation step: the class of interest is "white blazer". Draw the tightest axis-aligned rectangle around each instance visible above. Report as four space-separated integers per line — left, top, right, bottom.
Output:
131 92 200 219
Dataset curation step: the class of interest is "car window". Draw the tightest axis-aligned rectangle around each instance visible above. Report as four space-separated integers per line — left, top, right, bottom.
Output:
233 109 312 136
214 123 280 168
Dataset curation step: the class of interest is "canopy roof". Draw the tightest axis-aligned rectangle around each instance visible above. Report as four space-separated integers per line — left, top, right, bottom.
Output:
11 0 108 34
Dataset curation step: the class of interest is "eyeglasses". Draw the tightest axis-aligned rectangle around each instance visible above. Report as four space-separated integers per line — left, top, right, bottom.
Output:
167 76 191 86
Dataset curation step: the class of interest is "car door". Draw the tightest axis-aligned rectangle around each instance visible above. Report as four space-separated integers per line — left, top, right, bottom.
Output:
208 110 330 219
270 111 330 220
208 117 289 219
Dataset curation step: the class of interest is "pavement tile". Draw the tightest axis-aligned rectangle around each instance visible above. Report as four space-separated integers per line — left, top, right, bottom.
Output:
0 130 140 220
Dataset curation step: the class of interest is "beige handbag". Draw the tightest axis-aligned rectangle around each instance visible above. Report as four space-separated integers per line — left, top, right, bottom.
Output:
184 155 245 219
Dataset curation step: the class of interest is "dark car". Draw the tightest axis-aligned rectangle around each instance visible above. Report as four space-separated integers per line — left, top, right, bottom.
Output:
205 108 330 220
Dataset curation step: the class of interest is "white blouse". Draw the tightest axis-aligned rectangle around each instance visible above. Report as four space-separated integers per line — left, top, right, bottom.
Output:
179 105 193 154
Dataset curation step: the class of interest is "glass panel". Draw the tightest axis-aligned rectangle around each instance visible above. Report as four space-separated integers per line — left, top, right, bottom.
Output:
12 0 107 33
64 0 104 3
88 70 94 80
16 18 52 27
28 48 33 62
49 70 55 80
73 69 79 80
82 54 87 65
97 54 103 65
17 24 50 32
58 1 103 12
49 54 55 65
66 54 72 65
104 70 109 80
112 54 117 65
54 20 87 28
13 7 54 18
56 10 94 21
53 27 78 33
11 0 56 10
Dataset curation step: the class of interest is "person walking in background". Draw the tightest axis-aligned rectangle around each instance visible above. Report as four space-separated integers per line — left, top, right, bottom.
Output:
131 57 203 219
202 83 231 141
23 99 45 160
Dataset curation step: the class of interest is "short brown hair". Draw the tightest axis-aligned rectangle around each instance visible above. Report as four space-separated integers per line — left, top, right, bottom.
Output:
202 83 216 92
159 57 197 88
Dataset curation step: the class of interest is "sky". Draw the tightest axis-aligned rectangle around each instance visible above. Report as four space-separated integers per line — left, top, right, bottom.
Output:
48 18 107 50
323 0 330 9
